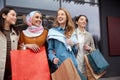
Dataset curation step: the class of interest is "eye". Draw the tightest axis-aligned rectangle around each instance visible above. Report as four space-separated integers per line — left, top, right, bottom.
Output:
61 13 65 16
36 16 39 19
35 16 42 19
40 17 42 19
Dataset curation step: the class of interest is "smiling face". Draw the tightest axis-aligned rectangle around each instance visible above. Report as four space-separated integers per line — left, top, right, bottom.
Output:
76 16 88 28
3 10 17 25
57 10 67 26
31 12 42 27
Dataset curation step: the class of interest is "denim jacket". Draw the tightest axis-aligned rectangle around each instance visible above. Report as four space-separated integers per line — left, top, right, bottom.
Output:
47 27 78 67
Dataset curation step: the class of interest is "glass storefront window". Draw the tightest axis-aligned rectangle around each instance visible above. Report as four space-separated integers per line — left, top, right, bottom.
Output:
6 0 59 11
61 0 100 48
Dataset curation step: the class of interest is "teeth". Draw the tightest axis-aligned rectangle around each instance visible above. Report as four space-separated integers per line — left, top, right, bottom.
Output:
59 18 63 21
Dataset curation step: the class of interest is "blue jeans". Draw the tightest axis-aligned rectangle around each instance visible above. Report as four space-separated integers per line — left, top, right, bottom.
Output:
75 65 87 80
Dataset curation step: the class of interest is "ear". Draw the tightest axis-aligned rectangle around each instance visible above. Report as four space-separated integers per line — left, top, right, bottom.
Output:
76 21 78 25
2 13 6 19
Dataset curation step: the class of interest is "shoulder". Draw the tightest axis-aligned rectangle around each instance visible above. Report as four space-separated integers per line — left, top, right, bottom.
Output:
19 31 27 38
0 31 5 38
43 29 48 35
11 29 20 38
71 29 77 37
48 27 58 32
44 27 49 31
20 31 25 36
0 31 3 35
73 29 77 34
50 27 58 30
44 28 48 32
85 31 94 39
86 31 92 36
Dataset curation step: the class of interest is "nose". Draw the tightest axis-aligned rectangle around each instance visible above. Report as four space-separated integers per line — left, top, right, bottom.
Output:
38 17 42 21
83 20 86 23
58 14 62 18
14 16 17 21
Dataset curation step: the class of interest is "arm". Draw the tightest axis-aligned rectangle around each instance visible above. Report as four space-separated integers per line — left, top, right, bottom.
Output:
18 32 40 53
18 32 24 49
90 35 95 51
67 33 79 55
48 39 57 62
84 34 95 52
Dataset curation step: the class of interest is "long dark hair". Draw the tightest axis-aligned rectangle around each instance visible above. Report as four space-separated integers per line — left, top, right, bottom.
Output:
0 7 19 35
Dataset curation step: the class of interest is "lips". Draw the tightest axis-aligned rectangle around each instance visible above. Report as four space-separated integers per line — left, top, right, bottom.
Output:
11 19 16 24
36 21 41 24
58 17 64 22
58 17 63 20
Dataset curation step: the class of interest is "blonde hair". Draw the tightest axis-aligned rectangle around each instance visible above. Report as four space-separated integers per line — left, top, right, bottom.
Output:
53 8 75 38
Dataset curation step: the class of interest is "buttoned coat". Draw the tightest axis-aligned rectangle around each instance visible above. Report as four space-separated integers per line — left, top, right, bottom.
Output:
74 29 95 54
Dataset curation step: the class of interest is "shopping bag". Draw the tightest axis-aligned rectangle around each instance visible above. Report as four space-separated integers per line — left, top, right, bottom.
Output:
51 58 81 80
87 49 109 74
10 47 51 80
84 54 106 80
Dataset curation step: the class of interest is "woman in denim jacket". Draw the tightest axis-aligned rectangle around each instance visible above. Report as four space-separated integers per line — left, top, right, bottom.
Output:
47 8 87 80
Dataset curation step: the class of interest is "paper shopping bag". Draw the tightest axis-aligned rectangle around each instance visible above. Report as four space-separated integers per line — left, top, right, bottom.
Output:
10 47 51 80
87 49 109 74
84 54 106 80
51 58 81 80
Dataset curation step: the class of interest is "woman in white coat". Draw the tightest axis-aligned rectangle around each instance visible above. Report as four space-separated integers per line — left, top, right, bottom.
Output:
74 15 95 80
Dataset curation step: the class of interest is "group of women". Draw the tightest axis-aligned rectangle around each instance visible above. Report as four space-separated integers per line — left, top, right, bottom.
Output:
0 7 95 80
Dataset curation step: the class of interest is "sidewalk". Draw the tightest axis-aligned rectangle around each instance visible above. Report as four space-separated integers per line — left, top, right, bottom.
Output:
99 76 120 80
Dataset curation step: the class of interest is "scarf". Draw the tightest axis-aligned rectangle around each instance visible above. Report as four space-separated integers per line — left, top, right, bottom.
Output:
47 28 72 51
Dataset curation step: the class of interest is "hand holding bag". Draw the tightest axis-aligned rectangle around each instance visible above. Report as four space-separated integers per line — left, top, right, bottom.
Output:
10 47 51 80
87 49 109 74
51 58 81 80
84 54 106 80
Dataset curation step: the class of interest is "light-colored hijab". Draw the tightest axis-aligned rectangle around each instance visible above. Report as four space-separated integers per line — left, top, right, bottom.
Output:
23 11 44 37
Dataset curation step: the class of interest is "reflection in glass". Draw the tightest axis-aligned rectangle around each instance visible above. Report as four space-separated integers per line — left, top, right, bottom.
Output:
61 0 100 48
6 0 59 11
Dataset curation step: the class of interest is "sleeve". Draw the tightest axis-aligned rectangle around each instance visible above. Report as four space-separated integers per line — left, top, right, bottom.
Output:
18 32 24 49
72 45 78 57
71 31 78 45
71 32 79 56
89 35 96 52
48 39 57 62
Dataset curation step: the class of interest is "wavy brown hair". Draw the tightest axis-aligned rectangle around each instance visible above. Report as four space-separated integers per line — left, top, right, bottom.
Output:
53 8 75 38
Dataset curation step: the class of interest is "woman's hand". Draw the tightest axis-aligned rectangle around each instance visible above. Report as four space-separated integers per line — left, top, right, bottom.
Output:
66 38 74 46
83 44 92 51
53 57 59 64
24 44 40 53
